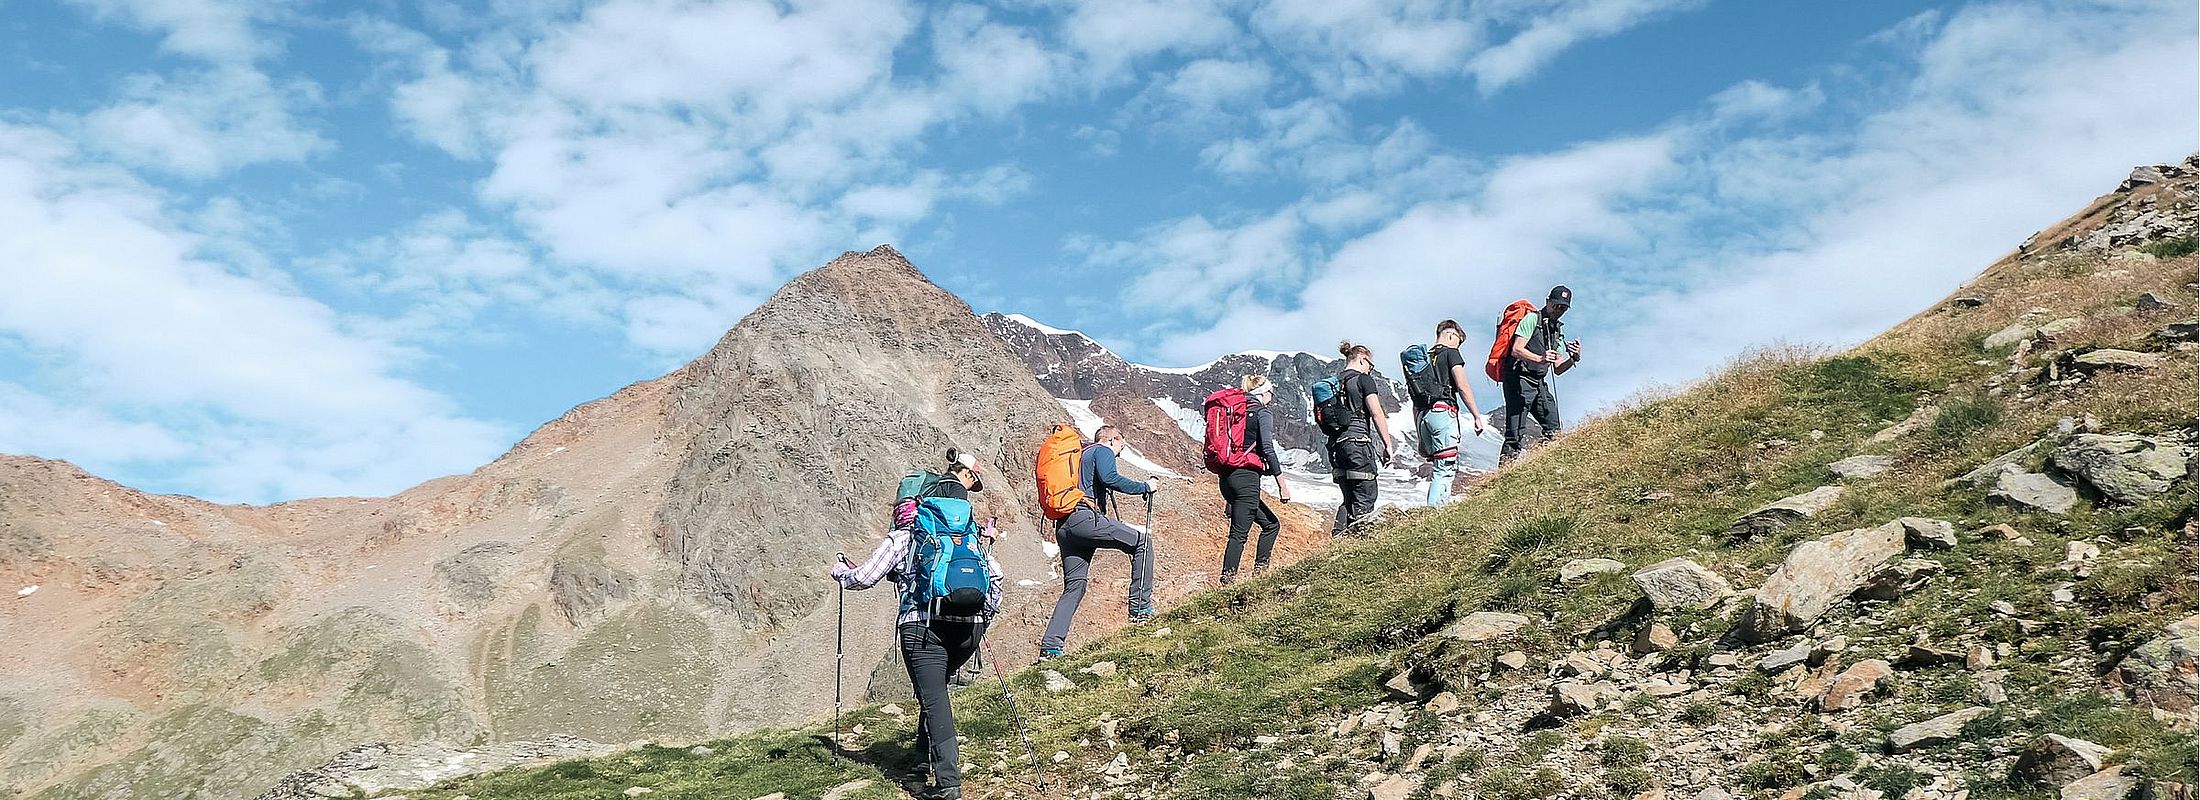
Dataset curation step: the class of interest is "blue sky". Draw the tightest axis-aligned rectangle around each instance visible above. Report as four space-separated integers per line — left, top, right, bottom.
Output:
1 0 2192 503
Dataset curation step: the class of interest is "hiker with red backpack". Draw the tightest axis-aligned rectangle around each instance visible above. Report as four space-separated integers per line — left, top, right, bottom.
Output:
831 452 1003 800
1314 340 1398 536
1401 320 1487 506
1204 375 1288 585
1034 424 1156 660
1488 285 1582 462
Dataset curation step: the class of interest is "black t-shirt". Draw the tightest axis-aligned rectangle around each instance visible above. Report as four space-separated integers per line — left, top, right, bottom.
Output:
921 476 969 500
1429 344 1465 405
1340 369 1384 432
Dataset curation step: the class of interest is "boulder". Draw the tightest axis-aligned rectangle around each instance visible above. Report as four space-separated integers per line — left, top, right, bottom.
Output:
2153 318 2198 344
1887 706 1992 752
1425 692 1461 715
1741 522 1905 641
1632 558 1734 611
2135 292 2173 313
2062 768 2137 800
1083 661 1118 677
2012 735 2114 787
1550 681 1622 716
1817 659 1893 710
1951 296 1986 309
1829 455 1895 480
1989 472 2079 515
2110 613 2200 726
1383 668 1434 700
2049 433 2186 504
1854 558 1943 602
1897 517 1959 549
1902 642 1965 668
1732 486 1845 538
2036 318 2084 342
1043 671 1075 693
1441 612 1531 643
1494 651 1531 671
1985 323 2037 350
1956 441 2048 488
1560 558 1628 584
1633 623 1680 654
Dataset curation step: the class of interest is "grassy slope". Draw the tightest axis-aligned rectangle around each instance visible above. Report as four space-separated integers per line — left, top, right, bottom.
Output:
388 195 2195 800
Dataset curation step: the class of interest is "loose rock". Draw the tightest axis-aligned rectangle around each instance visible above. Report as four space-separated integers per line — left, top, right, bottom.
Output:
1742 522 1905 641
1897 517 1959 549
1633 558 1735 611
2110 613 2200 726
1044 671 1075 693
1732 486 1845 538
1633 623 1680 654
1989 472 2079 515
1818 660 1894 711
1829 455 1895 480
1854 558 1943 602
1441 611 1531 642
1887 706 1992 752
2061 767 2137 800
1550 681 1623 716
2013 735 2114 787
1560 558 1627 584
2049 433 2186 504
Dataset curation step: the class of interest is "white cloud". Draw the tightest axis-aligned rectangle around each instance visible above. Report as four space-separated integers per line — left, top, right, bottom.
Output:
1141 0 2197 418
1165 58 1274 108
1466 0 1702 92
0 123 508 502
933 4 1069 115
66 0 280 62
1063 0 1238 80
78 65 328 177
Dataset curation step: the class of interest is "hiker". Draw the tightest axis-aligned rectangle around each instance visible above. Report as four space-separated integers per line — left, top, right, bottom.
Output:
1323 341 1397 536
1403 321 1487 506
1037 425 1156 659
1497 285 1583 462
1208 375 1288 585
832 451 1002 800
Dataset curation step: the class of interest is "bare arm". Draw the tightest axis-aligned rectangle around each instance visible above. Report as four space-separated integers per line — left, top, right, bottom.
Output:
1509 336 1541 363
1449 363 1484 428
1364 392 1394 455
1554 340 1581 376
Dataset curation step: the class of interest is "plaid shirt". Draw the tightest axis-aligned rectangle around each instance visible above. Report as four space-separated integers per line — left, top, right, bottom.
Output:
833 527 1004 625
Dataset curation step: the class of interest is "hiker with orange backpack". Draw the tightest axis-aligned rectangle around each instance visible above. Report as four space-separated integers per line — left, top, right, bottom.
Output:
1205 375 1288 585
1034 424 1156 660
1401 320 1487 505
1488 285 1582 462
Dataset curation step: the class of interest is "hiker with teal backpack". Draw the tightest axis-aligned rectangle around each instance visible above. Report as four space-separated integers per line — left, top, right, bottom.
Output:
1312 341 1397 536
1401 320 1487 506
1488 286 1582 463
1204 375 1288 585
832 450 1003 800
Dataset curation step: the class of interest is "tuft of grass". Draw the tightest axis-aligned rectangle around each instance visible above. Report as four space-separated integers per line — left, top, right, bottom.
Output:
1606 766 1654 796
2139 236 2197 258
1519 730 1567 760
1600 736 1650 769
1678 702 1719 725
1922 395 2004 450
1479 766 1568 800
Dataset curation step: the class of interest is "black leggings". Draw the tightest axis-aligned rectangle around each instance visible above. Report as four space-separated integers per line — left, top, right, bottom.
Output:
1219 468 1279 575
902 620 982 788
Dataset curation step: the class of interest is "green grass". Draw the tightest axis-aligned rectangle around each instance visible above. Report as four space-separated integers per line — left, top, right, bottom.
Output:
2139 236 2197 258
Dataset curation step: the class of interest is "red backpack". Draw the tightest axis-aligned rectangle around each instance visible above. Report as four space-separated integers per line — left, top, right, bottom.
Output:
1202 388 1266 474
1485 299 1538 382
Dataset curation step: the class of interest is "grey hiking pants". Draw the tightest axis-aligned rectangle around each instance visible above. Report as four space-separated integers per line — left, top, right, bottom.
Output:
1219 467 1279 576
1500 375 1561 462
903 619 983 789
1040 506 1153 651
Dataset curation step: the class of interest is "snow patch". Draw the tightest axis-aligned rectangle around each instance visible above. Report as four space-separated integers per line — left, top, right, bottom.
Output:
1153 397 1203 439
16 585 37 598
1055 399 1185 479
1001 313 1087 338
1136 348 1317 376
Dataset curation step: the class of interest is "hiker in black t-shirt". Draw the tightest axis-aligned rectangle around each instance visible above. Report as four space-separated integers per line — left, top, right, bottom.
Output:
1501 285 1583 462
1419 320 1487 505
1330 340 1397 536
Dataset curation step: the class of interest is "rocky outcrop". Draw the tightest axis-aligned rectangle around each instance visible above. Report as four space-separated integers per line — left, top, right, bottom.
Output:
2110 613 2200 727
2049 433 2187 504
256 736 613 800
1631 558 1734 611
1741 522 1906 641
2013 735 2114 787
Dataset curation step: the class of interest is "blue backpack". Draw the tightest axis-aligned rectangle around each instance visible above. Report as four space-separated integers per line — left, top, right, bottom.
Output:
901 497 991 619
1311 375 1353 439
1399 344 1447 410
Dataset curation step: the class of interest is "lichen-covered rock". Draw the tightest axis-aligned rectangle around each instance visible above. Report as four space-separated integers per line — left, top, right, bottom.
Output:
2049 433 2187 504
1631 558 1734 611
1742 522 1905 641
2012 734 2114 787
1896 517 1958 549
1559 558 1627 584
1887 706 1991 752
1440 611 1531 643
1854 558 1943 602
1818 659 1893 710
2111 613 2200 728
1829 455 1894 480
2061 767 2138 800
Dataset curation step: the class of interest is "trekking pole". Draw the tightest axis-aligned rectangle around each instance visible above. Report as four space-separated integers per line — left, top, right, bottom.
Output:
980 632 1048 791
833 552 847 761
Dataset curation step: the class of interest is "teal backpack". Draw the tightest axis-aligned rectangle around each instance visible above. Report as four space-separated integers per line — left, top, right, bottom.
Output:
900 497 991 620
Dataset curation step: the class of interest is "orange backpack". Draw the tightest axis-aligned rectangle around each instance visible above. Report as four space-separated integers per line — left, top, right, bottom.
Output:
1485 299 1538 382
1035 423 1088 520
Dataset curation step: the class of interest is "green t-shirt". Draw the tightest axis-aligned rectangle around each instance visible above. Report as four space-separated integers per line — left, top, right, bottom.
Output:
1511 311 1566 378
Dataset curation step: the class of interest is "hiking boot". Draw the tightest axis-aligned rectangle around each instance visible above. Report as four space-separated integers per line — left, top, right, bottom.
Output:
927 786 962 800
1252 561 1271 576
1217 570 1238 586
1037 647 1064 662
1128 606 1158 624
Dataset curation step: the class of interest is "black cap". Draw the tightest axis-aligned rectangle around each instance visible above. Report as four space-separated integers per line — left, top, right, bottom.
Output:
1547 285 1573 306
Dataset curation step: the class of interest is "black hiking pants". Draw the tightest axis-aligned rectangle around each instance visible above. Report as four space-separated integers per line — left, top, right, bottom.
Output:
1328 434 1381 536
902 619 983 789
1219 467 1279 576
1500 374 1561 462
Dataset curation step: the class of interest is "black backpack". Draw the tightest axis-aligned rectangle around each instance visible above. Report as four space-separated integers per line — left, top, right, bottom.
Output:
1311 373 1358 439
1400 345 1449 410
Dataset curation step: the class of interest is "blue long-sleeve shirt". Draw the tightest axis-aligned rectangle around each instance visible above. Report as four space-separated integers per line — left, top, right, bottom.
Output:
1079 444 1151 515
